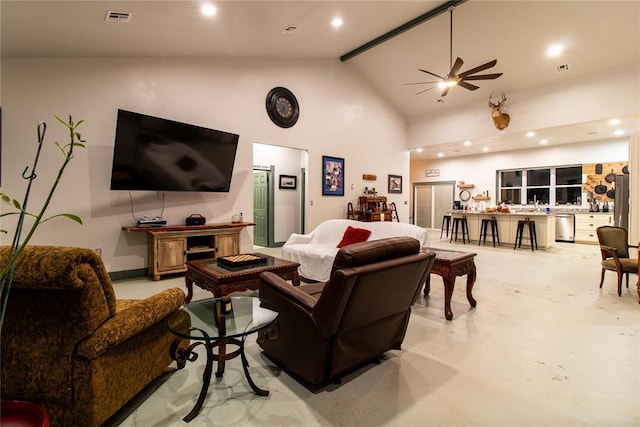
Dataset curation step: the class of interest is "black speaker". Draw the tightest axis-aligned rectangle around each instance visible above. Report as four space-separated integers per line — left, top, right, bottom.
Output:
186 214 206 226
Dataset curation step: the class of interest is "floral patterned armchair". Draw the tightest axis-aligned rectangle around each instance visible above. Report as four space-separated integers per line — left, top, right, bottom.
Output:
0 246 189 427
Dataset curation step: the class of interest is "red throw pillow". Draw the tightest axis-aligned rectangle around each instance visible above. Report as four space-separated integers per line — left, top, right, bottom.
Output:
337 226 372 248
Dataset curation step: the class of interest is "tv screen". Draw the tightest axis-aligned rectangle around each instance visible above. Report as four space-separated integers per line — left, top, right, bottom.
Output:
110 109 239 192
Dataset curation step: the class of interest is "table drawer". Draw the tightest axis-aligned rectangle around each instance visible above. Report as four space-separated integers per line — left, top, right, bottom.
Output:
575 214 612 230
575 229 599 243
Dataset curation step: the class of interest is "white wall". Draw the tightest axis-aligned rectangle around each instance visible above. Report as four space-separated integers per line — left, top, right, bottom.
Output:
411 138 629 208
1 57 408 273
253 143 306 243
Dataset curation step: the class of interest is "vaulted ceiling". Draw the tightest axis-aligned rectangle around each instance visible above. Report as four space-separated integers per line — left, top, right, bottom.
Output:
2 1 639 158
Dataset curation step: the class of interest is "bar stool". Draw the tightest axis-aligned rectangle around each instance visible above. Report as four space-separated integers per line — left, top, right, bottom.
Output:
440 213 451 238
514 217 538 251
479 216 500 247
450 215 470 244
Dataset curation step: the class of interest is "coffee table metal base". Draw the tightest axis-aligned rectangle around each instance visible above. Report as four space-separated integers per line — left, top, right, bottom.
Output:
171 332 268 422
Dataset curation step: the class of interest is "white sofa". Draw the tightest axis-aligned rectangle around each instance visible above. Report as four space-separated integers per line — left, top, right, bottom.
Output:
282 219 429 282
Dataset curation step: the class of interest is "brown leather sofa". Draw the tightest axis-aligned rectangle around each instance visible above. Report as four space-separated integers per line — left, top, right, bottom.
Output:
0 246 190 427
258 236 435 386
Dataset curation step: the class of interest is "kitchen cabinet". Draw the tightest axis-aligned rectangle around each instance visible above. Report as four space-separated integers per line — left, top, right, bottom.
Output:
575 213 613 244
448 212 555 249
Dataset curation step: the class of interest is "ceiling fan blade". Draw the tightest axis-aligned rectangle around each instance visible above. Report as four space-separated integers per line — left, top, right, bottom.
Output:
415 86 437 95
404 81 440 86
462 73 503 81
418 69 445 80
458 59 498 78
449 57 464 77
458 80 480 91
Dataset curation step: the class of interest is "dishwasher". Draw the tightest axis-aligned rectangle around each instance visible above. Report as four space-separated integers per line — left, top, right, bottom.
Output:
555 213 575 242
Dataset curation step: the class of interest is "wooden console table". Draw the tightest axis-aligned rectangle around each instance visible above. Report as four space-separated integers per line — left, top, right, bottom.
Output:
123 222 255 280
423 248 477 320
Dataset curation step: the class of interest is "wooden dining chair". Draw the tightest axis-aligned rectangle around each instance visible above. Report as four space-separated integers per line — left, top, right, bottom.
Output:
596 226 639 296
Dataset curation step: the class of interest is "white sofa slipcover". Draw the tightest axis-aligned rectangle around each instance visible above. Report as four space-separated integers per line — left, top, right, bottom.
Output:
282 219 428 282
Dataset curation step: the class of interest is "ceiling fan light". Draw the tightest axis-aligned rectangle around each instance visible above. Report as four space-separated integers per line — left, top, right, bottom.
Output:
445 80 457 87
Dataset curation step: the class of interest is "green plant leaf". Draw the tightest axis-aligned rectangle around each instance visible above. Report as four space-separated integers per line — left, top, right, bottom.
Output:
49 213 83 225
55 116 69 127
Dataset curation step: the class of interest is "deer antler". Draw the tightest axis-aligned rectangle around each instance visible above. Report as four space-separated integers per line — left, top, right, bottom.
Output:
488 93 507 108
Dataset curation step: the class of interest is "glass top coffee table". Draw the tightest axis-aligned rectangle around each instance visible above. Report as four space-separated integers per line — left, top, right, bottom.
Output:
167 296 278 422
184 253 300 302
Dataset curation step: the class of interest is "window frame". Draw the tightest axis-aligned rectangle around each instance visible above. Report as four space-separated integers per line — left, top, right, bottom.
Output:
497 164 582 205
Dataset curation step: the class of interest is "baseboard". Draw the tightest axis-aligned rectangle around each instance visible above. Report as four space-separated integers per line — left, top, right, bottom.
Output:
109 268 147 282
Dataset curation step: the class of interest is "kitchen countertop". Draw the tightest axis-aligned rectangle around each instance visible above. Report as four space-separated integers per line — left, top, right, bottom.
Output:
449 211 553 216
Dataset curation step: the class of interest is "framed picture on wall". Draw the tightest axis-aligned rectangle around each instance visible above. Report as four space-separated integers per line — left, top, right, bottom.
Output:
388 174 402 194
279 174 297 189
322 155 344 196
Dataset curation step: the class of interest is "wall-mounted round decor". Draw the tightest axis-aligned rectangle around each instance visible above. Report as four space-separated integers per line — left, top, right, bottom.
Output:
266 87 299 128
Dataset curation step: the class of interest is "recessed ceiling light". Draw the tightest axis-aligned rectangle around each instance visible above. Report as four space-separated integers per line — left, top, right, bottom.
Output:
464 140 472 146
526 131 535 138
608 118 621 126
201 3 217 17
482 147 489 152
331 17 343 28
540 139 548 145
547 44 563 57
614 129 624 136
438 152 444 158
416 148 423 153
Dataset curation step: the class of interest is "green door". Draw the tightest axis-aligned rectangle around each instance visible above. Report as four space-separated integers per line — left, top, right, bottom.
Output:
253 170 269 247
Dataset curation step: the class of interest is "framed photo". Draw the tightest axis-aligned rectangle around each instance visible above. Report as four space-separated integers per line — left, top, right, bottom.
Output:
388 174 402 194
322 155 344 196
279 174 297 189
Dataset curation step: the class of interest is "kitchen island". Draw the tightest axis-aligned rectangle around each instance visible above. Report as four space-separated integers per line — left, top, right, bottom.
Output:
448 211 556 249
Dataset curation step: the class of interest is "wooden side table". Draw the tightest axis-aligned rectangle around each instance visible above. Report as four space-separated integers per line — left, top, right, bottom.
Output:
423 248 477 320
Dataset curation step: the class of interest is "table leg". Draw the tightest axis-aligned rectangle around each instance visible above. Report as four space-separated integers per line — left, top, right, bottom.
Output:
216 340 227 377
466 264 477 308
423 274 431 296
292 270 301 286
443 274 455 321
183 339 215 423
240 335 269 396
185 271 194 303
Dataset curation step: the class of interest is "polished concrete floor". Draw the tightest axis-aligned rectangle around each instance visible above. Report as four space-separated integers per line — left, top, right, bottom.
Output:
108 230 639 426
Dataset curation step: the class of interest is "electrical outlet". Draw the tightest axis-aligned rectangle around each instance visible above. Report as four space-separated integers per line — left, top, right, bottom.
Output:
95 248 102 256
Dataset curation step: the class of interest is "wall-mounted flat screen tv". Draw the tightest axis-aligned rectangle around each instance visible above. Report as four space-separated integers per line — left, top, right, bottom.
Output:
110 109 239 192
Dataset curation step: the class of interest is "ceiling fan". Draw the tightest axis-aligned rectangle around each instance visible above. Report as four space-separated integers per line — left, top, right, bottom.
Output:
405 6 503 97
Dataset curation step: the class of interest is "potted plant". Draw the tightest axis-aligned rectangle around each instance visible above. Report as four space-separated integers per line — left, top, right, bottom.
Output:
0 115 85 328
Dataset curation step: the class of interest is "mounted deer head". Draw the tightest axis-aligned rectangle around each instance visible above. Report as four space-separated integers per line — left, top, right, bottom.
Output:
488 94 510 130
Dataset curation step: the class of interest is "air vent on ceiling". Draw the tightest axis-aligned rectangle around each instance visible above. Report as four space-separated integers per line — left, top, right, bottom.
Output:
105 10 132 23
281 26 298 34
556 63 570 73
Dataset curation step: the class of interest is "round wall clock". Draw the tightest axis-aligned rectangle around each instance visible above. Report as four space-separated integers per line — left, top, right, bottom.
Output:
266 87 299 128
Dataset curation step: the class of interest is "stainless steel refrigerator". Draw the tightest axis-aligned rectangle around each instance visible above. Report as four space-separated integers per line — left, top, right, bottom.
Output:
614 174 629 228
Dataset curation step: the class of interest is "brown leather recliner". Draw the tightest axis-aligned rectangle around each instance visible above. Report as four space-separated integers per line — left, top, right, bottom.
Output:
0 246 190 427
258 236 435 386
